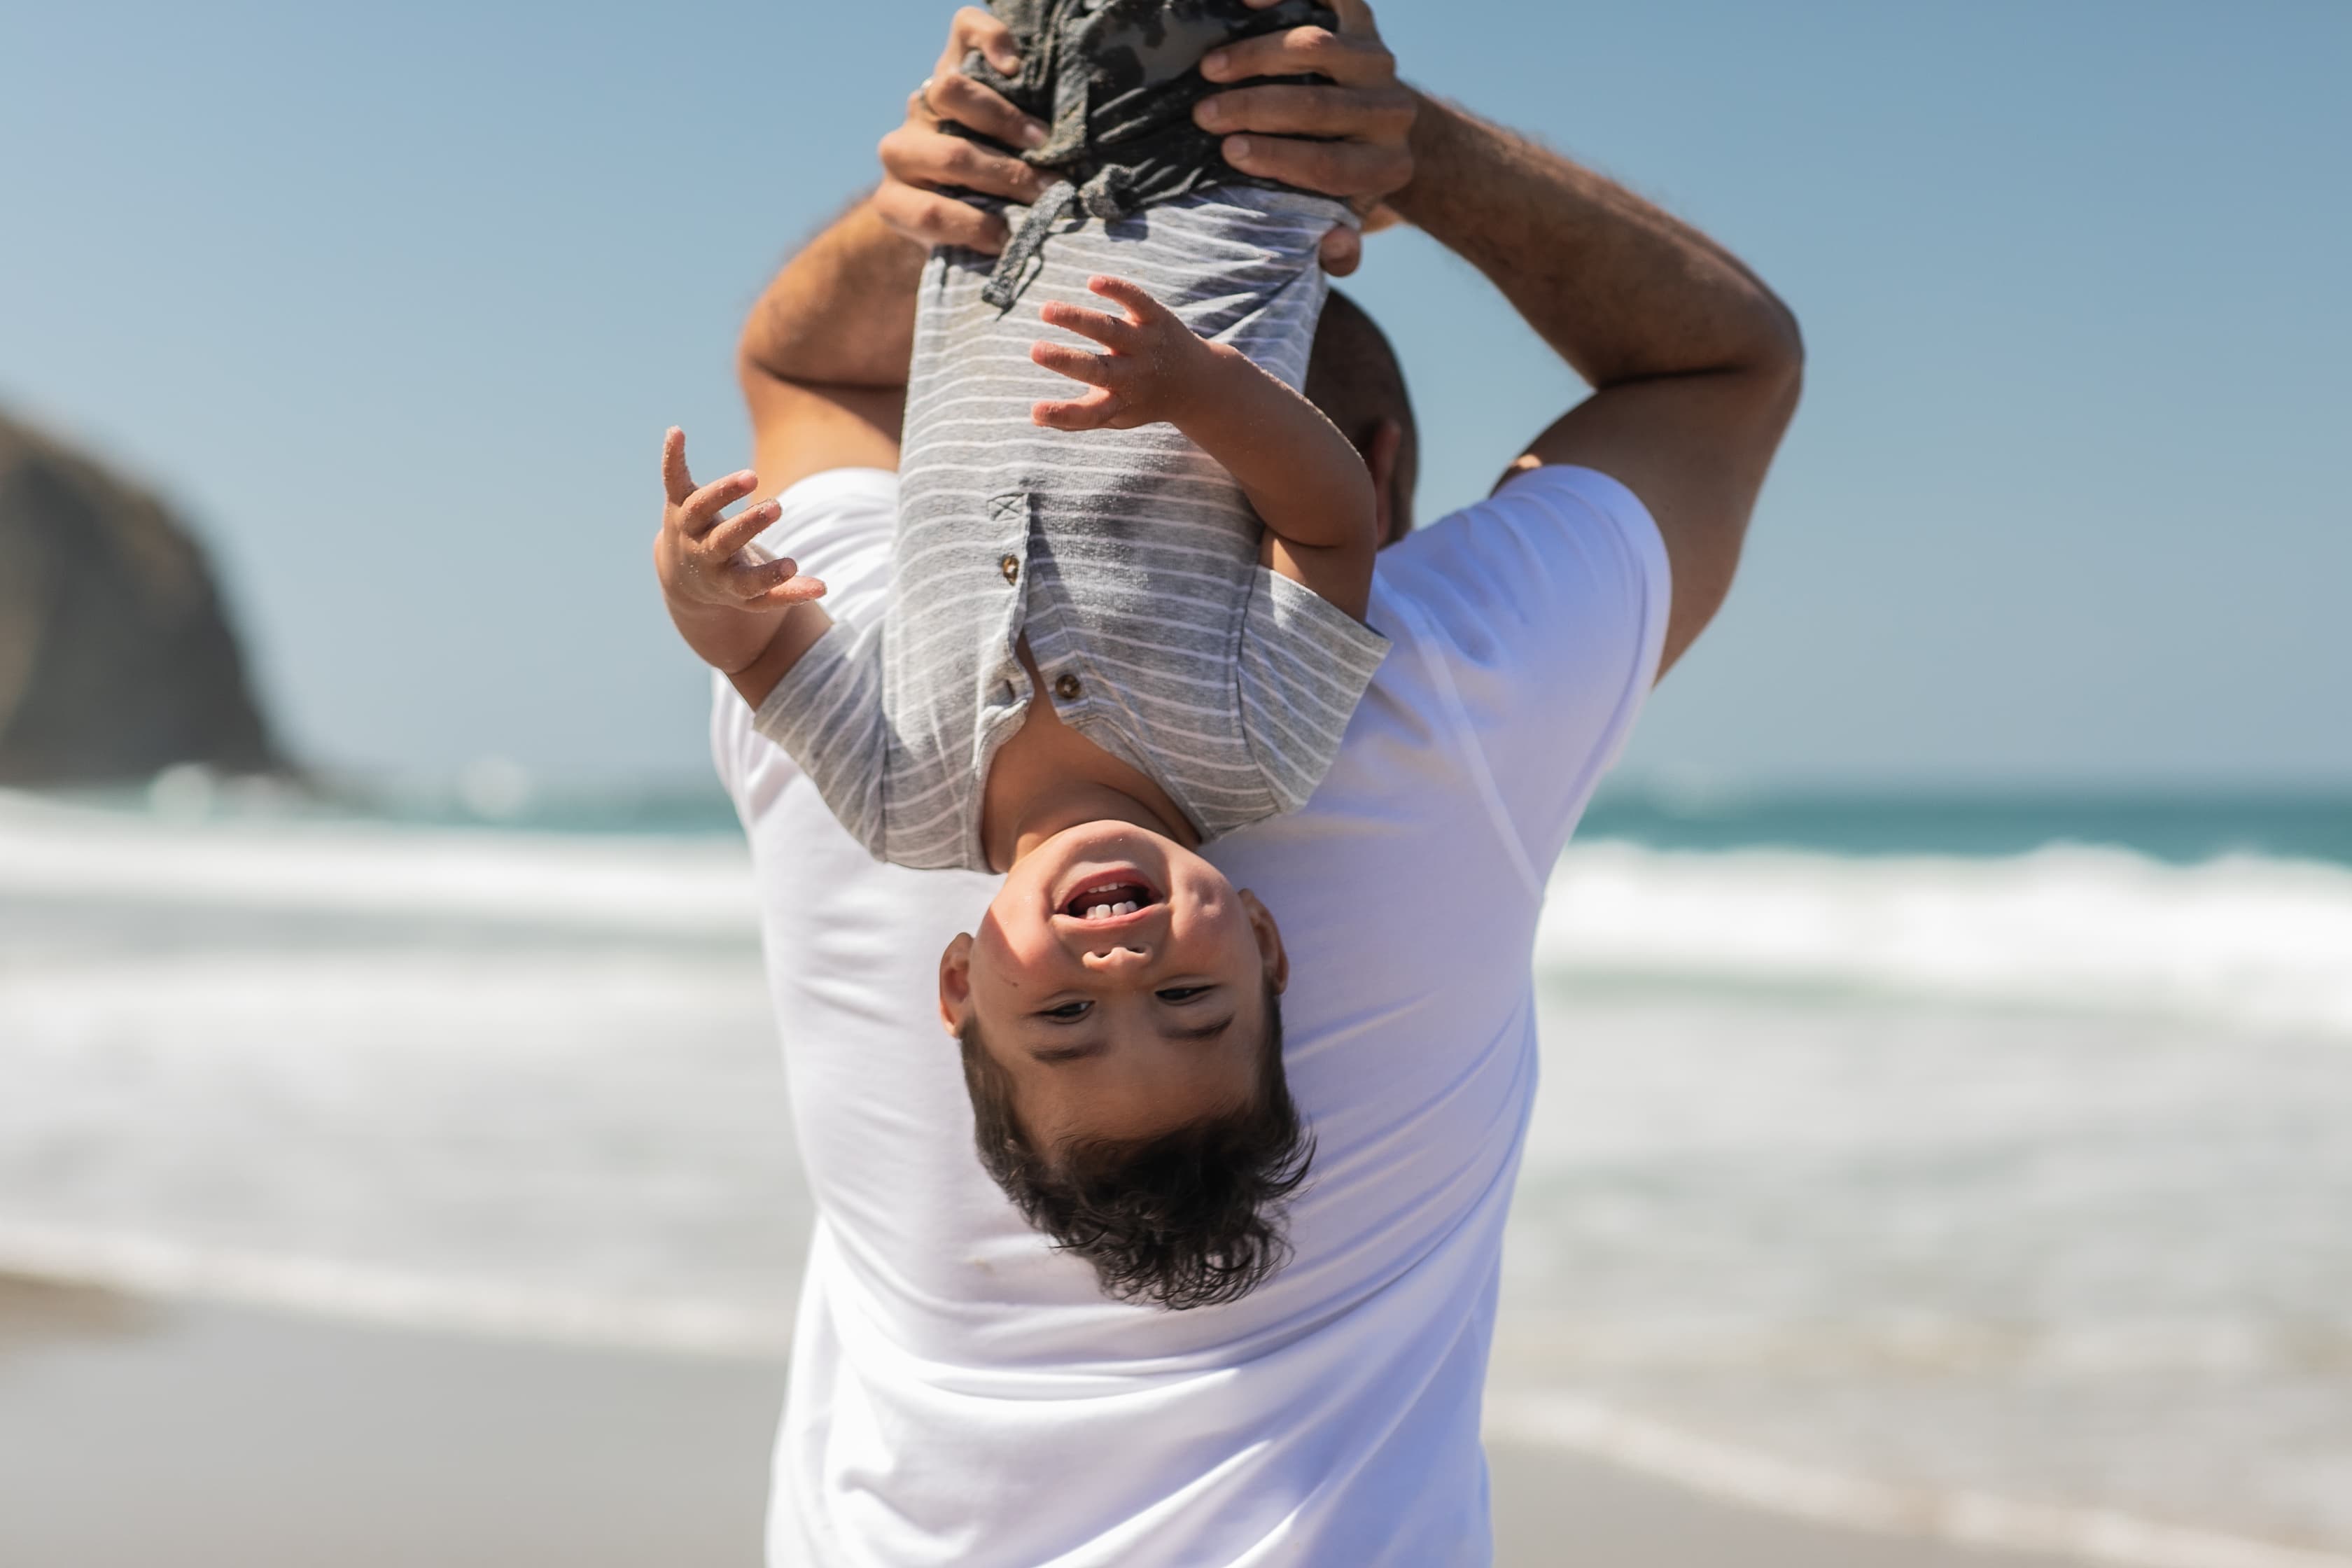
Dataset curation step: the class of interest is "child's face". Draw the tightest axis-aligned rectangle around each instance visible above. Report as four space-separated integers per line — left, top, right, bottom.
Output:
939 822 1286 1152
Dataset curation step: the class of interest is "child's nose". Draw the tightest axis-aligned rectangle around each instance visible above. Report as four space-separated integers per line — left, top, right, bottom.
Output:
1081 942 1150 971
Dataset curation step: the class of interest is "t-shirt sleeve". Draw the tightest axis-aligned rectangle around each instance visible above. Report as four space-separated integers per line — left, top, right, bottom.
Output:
750 621 891 862
1236 566 1392 815
1373 465 1672 876
709 468 899 821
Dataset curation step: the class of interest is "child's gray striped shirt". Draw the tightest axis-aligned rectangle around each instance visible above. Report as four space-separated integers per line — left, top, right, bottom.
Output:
753 187 1389 872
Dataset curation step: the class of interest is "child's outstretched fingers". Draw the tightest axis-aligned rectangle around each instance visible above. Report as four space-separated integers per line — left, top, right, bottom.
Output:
1030 340 1116 389
1039 298 1140 353
662 428 696 506
702 498 783 559
1032 391 1121 431
1086 274 1177 328
746 564 828 608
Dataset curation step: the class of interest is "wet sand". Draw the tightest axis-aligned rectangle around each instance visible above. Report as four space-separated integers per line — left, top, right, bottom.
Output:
0 1278 2078 1567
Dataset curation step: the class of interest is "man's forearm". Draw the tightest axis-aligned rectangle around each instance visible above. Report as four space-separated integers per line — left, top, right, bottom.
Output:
1390 98 1801 391
739 197 927 393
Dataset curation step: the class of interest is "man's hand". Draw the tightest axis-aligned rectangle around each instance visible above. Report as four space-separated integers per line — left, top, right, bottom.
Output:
1029 276 1222 433
656 428 827 678
1196 0 1417 275
875 8 1054 257
877 1 1412 277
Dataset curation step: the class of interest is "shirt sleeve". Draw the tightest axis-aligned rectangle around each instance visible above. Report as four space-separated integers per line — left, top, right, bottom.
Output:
1371 465 1672 876
709 468 900 824
1236 566 1393 815
750 620 892 862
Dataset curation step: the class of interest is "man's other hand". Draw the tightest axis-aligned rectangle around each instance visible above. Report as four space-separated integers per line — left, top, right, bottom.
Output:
878 2 1412 278
1196 0 1416 276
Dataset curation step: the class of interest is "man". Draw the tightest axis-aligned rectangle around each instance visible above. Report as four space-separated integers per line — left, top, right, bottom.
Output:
699 5 1800 1562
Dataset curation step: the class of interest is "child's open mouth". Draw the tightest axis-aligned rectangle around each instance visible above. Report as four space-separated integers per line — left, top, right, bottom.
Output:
1060 873 1165 923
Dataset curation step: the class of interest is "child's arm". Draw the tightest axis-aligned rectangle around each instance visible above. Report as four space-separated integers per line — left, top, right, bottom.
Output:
1030 276 1379 622
655 428 836 708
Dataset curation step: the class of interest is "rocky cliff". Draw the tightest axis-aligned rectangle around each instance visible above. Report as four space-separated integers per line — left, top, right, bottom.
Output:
0 410 279 785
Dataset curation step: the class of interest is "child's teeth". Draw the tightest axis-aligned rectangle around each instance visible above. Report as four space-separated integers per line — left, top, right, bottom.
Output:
1088 904 1111 920
1113 900 1139 915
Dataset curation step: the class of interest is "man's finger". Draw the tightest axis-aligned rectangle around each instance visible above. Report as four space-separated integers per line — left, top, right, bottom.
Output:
662 428 695 507
1037 299 1142 352
880 122 1050 205
1197 81 1413 142
1220 134 1413 204
874 180 1013 255
680 470 760 536
945 6 1024 78
1326 0 1382 38
925 70 1047 150
1202 26 1385 89
1317 225 1362 279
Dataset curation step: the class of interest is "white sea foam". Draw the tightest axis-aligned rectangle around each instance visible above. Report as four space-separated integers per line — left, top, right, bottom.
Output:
0 792 756 937
1541 841 2352 1035
10 794 2350 1030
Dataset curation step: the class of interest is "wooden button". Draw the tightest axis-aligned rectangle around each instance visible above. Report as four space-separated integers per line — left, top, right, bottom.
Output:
1054 673 1083 702
999 555 1021 584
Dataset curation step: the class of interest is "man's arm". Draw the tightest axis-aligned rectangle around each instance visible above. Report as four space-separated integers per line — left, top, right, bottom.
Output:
1202 29 1802 676
736 201 926 502
737 10 1058 500
740 4 1418 502
1396 103 1803 676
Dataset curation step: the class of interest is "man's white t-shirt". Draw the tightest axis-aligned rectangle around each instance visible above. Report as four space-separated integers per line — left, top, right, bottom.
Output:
715 463 1670 1568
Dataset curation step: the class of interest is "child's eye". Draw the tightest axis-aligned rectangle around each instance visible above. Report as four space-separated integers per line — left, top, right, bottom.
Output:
1156 986 1210 1004
1042 1000 1093 1021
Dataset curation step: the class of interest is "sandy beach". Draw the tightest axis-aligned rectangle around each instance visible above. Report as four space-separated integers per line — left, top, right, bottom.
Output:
0 1277 2082 1568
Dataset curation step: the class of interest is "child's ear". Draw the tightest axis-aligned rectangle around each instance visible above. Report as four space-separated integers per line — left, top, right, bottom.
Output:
938 932 978 1037
1238 890 1289 997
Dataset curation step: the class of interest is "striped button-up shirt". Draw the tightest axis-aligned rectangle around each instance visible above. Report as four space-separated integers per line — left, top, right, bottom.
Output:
754 186 1389 872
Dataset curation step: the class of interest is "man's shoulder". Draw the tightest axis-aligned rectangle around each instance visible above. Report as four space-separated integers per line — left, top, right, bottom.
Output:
1385 463 1669 610
1338 462 1672 879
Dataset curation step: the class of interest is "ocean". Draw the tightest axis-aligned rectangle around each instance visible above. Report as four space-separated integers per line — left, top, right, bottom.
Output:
3 783 2348 1564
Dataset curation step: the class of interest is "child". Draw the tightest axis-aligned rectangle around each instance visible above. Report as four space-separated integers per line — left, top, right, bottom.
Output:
660 0 1382 1309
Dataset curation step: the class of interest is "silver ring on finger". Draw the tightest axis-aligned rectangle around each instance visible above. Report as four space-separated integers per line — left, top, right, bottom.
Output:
918 76 938 115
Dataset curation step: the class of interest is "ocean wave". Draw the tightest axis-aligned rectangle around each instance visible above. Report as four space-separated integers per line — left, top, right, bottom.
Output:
0 792 756 937
1542 841 2352 1036
10 792 2352 1032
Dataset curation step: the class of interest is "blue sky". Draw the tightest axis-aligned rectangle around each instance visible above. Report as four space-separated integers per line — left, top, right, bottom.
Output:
3 1 2345 792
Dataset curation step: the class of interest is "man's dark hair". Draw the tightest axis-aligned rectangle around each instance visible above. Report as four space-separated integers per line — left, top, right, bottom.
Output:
1307 288 1420 544
960 981 1313 1312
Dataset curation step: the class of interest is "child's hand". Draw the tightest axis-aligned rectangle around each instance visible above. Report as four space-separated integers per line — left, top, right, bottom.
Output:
1030 276 1225 433
656 428 827 617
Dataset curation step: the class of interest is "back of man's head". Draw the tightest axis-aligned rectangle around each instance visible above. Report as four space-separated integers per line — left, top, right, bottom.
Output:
1308 289 1420 544
960 980 1313 1311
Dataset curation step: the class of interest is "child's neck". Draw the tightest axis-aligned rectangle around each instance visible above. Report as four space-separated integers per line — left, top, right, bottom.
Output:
982 648 1200 874
994 778 1194 873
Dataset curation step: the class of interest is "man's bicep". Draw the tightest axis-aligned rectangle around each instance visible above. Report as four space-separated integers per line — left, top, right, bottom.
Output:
743 374 904 501
1513 369 1797 679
